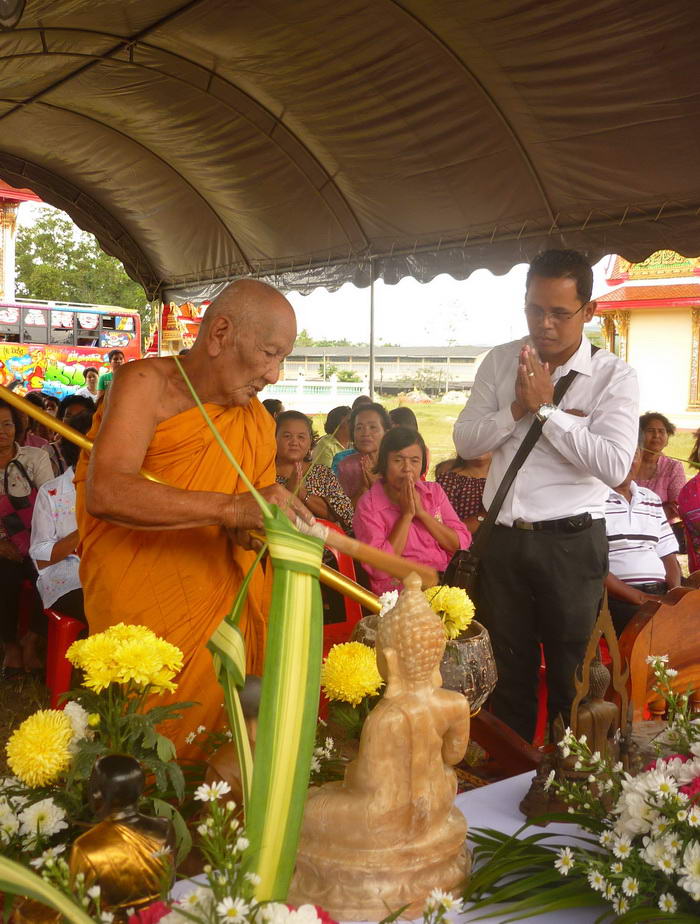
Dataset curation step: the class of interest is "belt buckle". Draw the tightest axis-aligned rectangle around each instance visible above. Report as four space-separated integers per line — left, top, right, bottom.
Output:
514 518 535 530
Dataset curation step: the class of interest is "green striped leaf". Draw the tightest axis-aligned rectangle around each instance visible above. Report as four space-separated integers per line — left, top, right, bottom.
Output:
0 857 95 924
245 505 324 900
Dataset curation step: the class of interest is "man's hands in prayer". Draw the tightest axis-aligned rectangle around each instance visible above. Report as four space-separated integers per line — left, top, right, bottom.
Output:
226 484 315 532
512 344 554 420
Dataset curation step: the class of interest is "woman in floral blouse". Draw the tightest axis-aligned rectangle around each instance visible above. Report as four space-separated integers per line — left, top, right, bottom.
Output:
275 411 354 533
435 452 491 534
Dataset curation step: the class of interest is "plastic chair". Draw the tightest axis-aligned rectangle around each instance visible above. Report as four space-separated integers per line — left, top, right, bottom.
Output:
45 608 85 708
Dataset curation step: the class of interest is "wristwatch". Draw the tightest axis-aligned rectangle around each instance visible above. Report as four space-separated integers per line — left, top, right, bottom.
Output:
535 403 557 424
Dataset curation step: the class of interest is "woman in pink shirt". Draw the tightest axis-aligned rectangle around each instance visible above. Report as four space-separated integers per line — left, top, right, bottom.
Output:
353 427 471 594
637 412 686 549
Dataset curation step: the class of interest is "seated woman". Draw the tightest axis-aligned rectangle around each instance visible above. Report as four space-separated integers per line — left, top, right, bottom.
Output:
0 399 54 676
313 405 351 469
637 411 686 549
30 411 94 622
275 411 354 533
353 427 470 594
435 452 491 534
46 394 95 476
335 402 391 506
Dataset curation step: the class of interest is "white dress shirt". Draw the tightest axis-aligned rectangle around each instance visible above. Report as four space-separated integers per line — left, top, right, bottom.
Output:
605 483 678 585
29 467 81 608
453 336 639 526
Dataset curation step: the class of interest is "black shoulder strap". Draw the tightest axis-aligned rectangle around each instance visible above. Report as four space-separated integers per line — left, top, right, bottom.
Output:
4 456 37 508
471 344 599 555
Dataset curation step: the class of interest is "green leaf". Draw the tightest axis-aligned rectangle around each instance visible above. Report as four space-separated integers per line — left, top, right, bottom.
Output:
152 798 193 866
157 733 176 763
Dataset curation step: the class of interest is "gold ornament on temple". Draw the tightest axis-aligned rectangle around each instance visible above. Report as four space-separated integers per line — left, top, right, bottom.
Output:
289 572 471 920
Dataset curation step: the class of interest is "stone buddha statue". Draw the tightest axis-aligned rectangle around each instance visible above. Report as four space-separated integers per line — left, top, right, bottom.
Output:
289 573 471 920
69 755 175 921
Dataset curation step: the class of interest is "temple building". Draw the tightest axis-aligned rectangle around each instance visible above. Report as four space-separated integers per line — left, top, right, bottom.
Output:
595 251 700 430
0 180 41 301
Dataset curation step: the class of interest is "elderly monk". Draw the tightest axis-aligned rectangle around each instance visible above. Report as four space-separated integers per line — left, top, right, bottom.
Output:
74 280 312 758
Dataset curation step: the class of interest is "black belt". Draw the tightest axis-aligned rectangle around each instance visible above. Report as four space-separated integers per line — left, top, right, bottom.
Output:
632 580 667 595
511 512 593 534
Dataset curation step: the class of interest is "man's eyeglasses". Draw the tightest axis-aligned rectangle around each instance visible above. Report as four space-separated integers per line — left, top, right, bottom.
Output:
523 304 586 324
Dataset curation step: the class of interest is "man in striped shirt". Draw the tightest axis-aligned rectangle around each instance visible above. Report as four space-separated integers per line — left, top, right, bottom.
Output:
605 445 681 636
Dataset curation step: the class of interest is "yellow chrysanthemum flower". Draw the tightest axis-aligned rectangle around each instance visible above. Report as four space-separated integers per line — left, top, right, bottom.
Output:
424 585 475 640
67 624 184 693
321 642 384 706
6 710 73 787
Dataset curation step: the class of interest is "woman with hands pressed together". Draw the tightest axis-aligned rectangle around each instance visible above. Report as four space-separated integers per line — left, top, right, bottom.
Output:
335 402 391 507
353 426 470 594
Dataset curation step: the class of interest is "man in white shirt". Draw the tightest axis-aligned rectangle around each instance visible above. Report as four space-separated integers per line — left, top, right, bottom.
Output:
605 444 680 636
454 249 639 742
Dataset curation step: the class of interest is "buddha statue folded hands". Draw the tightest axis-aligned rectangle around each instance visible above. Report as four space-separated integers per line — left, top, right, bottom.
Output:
289 573 471 920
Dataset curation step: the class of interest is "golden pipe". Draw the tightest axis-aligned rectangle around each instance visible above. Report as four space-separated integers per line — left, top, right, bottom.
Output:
0 383 380 611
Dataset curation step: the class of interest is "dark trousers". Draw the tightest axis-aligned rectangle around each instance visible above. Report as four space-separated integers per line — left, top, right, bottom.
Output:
0 555 44 643
608 580 667 638
51 588 87 624
477 519 608 742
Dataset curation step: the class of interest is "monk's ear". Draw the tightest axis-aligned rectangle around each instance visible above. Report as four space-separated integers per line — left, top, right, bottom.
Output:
206 314 233 357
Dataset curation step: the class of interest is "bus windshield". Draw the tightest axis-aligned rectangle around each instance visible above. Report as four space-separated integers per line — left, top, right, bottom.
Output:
0 301 141 398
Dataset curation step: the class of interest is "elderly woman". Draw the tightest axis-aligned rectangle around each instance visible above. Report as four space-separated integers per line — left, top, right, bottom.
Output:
637 412 686 546
435 452 491 534
46 394 96 476
335 402 391 506
275 411 354 533
353 426 470 594
0 399 54 676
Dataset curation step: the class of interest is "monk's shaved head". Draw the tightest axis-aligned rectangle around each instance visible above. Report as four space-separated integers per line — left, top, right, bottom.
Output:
187 277 297 406
201 278 294 337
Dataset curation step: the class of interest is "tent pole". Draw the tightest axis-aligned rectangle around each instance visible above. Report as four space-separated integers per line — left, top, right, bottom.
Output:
157 300 163 357
369 258 375 398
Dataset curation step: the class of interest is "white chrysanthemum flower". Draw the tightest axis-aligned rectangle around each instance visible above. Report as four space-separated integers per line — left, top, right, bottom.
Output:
310 756 321 773
234 835 249 852
63 701 91 750
185 732 196 744
666 668 679 677
245 871 261 886
181 888 209 908
587 869 606 892
658 892 677 913
612 896 629 914
197 725 207 734
0 800 19 845
678 841 700 898
603 883 617 901
687 805 700 827
287 905 323 924
217 896 249 922
87 885 101 900
554 847 575 876
100 913 114 924
645 654 669 665
610 861 623 874
423 889 462 913
378 590 399 617
256 904 291 924
621 877 639 897
599 830 615 848
543 770 556 792
194 781 231 802
18 798 68 841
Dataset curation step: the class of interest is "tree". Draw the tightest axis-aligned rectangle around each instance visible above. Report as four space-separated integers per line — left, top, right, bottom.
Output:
15 207 148 317
338 369 361 382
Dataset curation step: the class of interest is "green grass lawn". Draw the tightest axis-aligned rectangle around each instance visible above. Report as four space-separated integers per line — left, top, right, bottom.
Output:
313 402 699 480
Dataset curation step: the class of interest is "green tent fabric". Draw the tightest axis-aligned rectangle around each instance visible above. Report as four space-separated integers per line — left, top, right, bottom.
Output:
0 1 699 300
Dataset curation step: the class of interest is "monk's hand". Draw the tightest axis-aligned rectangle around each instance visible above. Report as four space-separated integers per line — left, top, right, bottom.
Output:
227 484 316 531
229 527 264 551
515 344 554 413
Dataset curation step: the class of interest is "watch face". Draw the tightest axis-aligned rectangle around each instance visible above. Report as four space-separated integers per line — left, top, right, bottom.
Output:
0 0 25 29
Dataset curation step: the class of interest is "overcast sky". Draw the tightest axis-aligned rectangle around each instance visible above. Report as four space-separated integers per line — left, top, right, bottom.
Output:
18 201 612 348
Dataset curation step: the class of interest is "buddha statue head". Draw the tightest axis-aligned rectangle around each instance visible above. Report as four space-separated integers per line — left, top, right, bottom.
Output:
377 573 446 694
88 754 145 820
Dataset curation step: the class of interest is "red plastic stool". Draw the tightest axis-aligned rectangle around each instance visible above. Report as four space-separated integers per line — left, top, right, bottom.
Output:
45 609 85 709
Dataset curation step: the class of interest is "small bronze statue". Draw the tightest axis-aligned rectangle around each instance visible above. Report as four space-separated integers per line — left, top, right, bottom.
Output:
69 754 175 920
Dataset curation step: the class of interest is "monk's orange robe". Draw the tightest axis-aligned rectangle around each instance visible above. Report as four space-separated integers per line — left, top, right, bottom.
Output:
74 400 275 759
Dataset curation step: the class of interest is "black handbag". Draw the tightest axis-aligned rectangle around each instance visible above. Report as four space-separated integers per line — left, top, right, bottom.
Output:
443 349 598 597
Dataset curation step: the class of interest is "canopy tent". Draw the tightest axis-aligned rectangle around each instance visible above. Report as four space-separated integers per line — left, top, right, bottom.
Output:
0 0 699 303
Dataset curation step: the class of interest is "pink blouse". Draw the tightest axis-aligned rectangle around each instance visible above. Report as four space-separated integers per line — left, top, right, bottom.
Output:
637 454 686 506
353 479 471 594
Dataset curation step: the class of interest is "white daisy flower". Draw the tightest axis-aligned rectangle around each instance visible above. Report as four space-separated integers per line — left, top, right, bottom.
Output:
587 869 606 892
543 770 556 792
612 896 629 914
194 781 231 802
554 847 575 876
612 835 633 859
217 896 250 922
658 893 677 913
18 799 68 840
621 877 639 897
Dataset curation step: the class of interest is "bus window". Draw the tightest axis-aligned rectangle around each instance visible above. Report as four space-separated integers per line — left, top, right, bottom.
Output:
22 307 47 343
50 310 74 345
76 312 99 346
0 305 20 342
101 314 134 331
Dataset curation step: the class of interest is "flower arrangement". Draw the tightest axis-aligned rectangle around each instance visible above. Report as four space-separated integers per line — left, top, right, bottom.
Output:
1 625 192 867
465 655 700 922
424 586 475 640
